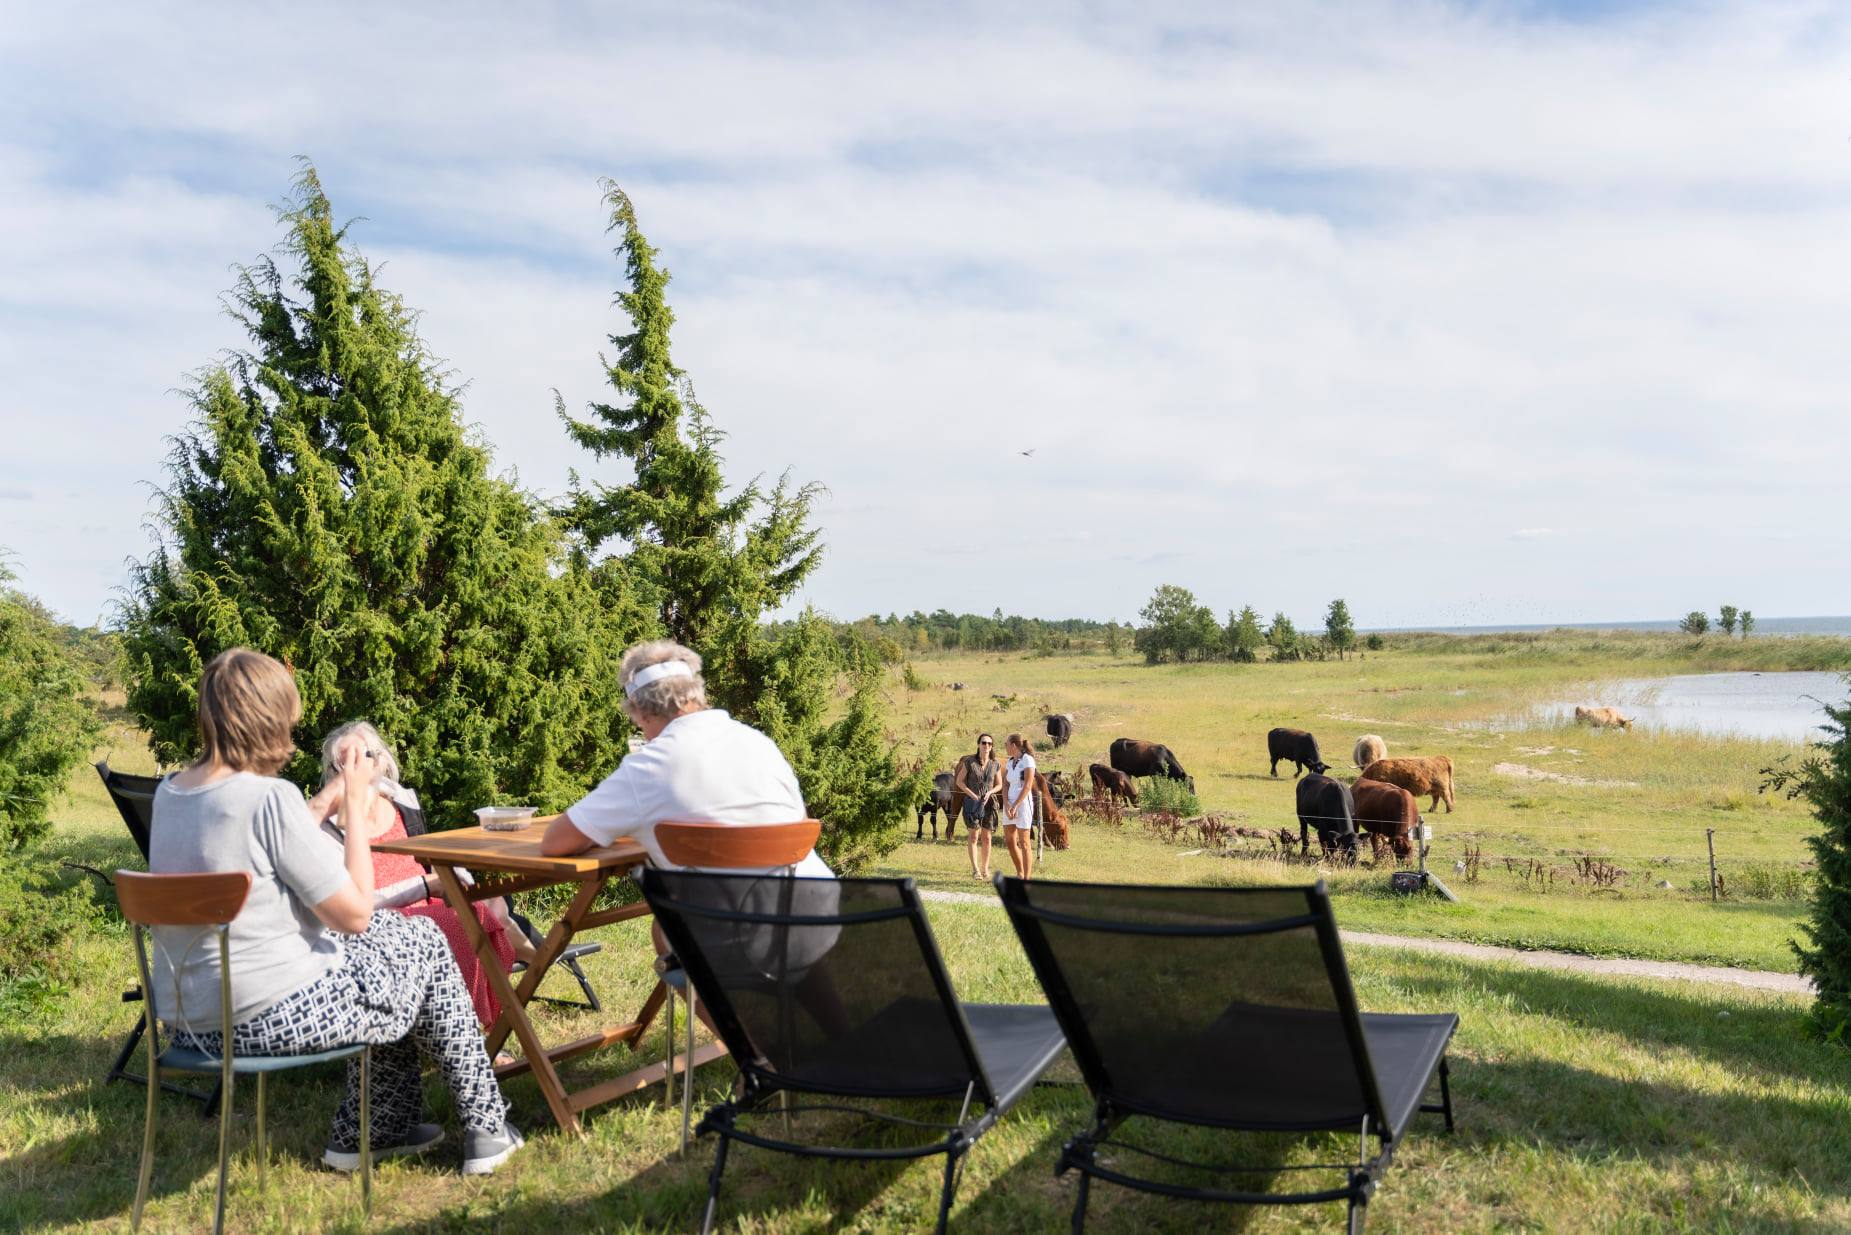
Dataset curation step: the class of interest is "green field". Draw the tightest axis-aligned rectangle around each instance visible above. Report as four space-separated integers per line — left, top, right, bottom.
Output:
6 632 1851 1231
874 636 1842 973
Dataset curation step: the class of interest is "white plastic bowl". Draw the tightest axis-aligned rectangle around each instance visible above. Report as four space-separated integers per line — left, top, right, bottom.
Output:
475 806 538 831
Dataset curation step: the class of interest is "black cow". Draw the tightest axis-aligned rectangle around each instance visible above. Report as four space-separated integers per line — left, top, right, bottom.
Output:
1267 727 1325 779
1045 713 1074 749
917 772 957 840
1089 762 1139 805
1042 769 1069 806
1295 770 1357 860
1108 738 1194 793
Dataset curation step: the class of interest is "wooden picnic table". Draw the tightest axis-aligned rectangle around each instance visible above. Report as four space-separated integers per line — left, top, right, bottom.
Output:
371 817 726 1135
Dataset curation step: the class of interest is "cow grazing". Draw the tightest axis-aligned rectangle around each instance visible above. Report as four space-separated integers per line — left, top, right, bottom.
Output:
917 772 957 840
1353 734 1387 769
1267 727 1325 779
1352 778 1419 861
1361 756 1455 813
1574 706 1634 731
1034 771 1071 850
1045 713 1074 748
1295 771 1357 860
1109 738 1195 793
1089 762 1140 805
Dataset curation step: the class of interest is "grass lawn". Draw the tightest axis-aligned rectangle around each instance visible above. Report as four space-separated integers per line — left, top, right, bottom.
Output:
877 637 1844 972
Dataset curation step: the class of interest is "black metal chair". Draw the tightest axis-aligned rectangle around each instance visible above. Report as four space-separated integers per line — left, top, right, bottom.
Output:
640 869 1069 1234
95 762 226 1114
394 798 604 1010
996 877 1457 1234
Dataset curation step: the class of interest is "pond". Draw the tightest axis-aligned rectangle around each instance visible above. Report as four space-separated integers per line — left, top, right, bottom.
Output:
1522 671 1847 742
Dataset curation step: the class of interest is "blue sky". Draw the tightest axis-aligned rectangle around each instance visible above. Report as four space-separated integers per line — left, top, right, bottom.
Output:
3 1 1849 629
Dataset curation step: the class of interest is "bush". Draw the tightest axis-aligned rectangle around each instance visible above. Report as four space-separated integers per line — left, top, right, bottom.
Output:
902 662 929 691
1 563 103 849
0 858 96 986
1765 692 1851 1042
1138 775 1200 817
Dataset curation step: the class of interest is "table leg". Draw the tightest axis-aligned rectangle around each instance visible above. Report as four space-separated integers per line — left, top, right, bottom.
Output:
482 875 606 1058
434 865 582 1136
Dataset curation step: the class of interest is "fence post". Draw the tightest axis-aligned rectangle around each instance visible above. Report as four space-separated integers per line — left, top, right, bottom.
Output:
1706 828 1719 903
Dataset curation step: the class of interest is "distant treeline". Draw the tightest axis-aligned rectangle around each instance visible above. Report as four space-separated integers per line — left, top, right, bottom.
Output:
837 611 1128 657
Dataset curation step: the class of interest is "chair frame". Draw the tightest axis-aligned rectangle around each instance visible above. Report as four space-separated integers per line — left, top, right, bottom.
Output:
997 877 1455 1234
652 820 822 1153
117 870 371 1235
95 762 224 1114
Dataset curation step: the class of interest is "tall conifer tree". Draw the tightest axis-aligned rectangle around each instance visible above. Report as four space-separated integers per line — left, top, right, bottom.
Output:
123 166 628 822
559 181 920 869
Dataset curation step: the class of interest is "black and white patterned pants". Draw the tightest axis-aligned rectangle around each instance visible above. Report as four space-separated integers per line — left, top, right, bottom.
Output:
178 911 507 1151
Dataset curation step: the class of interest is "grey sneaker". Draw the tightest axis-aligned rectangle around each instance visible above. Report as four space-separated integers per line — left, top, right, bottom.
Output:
461 1120 524 1176
322 1121 443 1171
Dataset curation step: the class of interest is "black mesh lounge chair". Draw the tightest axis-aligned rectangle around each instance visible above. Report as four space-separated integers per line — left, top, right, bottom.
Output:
996 877 1456 1234
96 763 224 1113
640 869 1069 1235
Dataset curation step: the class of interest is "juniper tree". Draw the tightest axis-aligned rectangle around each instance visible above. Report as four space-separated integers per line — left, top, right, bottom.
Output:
1267 612 1300 662
122 166 627 825
1740 610 1756 638
1766 695 1851 1042
1324 598 1356 660
1226 605 1264 663
1679 611 1711 635
0 561 102 848
1719 605 1739 636
558 181 920 869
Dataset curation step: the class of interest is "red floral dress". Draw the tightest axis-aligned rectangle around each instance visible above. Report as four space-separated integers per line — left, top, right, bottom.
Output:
370 809 517 1028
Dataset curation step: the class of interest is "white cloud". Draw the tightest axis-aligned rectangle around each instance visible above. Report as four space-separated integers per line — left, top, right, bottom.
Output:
2 1 1849 628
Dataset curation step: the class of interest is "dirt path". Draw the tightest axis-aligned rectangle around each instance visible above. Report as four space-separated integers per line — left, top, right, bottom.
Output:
917 888 1810 996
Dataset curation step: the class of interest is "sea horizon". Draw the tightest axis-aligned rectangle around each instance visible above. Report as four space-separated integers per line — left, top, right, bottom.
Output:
1368 615 1851 637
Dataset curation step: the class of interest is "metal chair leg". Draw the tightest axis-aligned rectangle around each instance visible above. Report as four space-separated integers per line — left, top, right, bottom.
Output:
130 1009 158 1232
212 1052 235 1235
1070 1170 1090 1234
359 1047 372 1217
681 988 696 1152
700 1130 730 1235
934 1147 963 1234
255 1072 267 1189
664 987 676 1111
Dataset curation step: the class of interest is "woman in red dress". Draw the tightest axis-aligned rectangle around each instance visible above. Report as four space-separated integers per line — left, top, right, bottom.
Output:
307 722 530 1030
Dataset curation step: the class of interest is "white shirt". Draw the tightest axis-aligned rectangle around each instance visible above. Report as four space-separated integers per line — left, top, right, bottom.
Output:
567 708 832 877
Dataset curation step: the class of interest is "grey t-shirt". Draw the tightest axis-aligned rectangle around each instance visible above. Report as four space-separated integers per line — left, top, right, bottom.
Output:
149 772 350 1027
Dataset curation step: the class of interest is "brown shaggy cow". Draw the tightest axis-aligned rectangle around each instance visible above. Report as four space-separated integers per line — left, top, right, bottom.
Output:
1033 771 1070 849
1089 762 1140 805
1361 755 1455 813
1574 705 1634 731
1353 734 1387 769
1352 778 1419 861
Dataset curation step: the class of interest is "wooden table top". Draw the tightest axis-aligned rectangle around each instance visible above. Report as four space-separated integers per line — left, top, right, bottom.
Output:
371 818 647 876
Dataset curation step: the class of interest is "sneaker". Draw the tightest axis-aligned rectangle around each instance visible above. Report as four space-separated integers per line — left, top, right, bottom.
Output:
322 1122 443 1171
461 1120 524 1176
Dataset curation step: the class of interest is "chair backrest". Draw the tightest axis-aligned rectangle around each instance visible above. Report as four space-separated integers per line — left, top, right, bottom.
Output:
997 877 1388 1135
640 869 994 1106
654 820 821 870
115 871 254 927
96 761 161 862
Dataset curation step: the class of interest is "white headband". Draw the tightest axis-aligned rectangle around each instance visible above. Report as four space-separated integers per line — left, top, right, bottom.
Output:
624 659 694 698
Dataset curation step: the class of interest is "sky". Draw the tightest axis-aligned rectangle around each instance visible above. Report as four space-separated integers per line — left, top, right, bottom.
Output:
3 1 1849 631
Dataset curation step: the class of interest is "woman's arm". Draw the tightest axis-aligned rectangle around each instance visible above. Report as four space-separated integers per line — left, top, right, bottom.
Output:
303 772 343 825
333 744 375 905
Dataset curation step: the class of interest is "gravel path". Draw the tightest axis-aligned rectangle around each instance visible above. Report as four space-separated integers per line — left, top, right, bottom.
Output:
917 888 1811 996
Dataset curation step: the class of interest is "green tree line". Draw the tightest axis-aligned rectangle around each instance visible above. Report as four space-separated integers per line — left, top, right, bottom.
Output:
1133 585 1369 665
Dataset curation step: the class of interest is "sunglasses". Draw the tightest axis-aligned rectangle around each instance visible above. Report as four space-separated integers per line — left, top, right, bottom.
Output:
979 740 993 746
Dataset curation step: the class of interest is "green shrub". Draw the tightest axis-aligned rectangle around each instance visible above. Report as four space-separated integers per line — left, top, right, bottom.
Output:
1720 863 1814 902
902 662 929 691
1139 775 1200 817
0 563 103 849
1765 692 1851 1042
0 858 96 986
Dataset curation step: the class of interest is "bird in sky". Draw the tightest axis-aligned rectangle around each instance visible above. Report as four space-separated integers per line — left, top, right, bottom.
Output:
1019 449 1036 457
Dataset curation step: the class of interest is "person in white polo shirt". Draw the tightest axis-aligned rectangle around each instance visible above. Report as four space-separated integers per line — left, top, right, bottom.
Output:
541 640 831 879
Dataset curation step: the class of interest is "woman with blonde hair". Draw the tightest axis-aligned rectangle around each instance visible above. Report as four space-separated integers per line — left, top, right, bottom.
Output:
148 649 521 1175
305 720 529 1032
1001 733 1038 881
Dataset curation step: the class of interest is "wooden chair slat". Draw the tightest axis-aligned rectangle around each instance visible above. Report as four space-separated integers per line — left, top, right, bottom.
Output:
654 820 821 870
115 871 253 926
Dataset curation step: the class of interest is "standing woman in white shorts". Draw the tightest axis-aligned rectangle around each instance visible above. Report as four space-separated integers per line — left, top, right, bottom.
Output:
1002 733 1037 881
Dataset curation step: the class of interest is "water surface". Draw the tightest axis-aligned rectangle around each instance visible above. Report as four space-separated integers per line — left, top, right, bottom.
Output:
1522 671 1846 742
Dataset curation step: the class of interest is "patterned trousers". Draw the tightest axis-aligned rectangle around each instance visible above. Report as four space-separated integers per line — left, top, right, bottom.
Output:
179 911 507 1151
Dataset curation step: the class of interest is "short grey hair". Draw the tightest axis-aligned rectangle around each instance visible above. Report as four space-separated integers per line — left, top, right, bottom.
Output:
620 639 708 720
319 719 402 792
